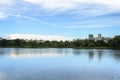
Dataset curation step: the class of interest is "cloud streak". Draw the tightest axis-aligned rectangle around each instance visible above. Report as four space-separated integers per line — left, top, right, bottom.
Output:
1 0 120 17
23 0 120 15
0 11 9 19
0 0 120 28
0 0 15 5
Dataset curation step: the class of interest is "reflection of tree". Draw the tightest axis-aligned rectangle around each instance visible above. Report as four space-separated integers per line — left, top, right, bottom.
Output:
0 48 6 56
56 49 64 54
111 50 120 62
113 54 120 62
0 48 10 56
88 50 94 61
98 51 103 62
73 49 81 55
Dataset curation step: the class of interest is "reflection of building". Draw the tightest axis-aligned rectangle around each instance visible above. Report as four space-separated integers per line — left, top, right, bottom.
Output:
89 34 94 40
98 51 102 61
88 50 103 62
89 51 94 61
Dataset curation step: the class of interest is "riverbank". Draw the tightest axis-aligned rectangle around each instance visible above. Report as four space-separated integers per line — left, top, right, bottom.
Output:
0 36 120 49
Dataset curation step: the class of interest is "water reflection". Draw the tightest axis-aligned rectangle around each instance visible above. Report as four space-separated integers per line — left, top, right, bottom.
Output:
72 49 81 55
88 50 103 62
113 53 120 62
0 48 120 80
0 48 120 62
98 51 103 61
88 50 94 61
8 48 70 58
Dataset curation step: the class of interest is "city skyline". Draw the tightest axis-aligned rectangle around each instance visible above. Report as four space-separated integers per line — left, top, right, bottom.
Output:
0 33 114 41
0 0 120 39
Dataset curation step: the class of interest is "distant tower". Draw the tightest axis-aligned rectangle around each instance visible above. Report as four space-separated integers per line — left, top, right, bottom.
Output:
89 34 94 40
98 34 102 40
0 37 2 40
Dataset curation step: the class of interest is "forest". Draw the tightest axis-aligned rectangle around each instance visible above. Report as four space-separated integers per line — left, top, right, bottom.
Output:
0 36 120 49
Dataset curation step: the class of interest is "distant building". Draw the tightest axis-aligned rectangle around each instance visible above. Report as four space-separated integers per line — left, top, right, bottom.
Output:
0 37 3 40
98 34 102 40
103 37 111 42
88 34 94 40
88 34 111 42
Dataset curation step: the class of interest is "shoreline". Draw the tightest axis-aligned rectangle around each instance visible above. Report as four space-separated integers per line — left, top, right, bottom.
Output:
0 47 119 49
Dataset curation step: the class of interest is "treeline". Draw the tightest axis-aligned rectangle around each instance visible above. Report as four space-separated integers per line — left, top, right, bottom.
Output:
0 36 120 49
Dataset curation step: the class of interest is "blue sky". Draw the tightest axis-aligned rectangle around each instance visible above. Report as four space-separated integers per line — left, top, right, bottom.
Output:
0 0 120 39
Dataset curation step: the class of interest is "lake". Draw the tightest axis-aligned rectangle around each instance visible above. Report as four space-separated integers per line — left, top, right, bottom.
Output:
0 48 120 80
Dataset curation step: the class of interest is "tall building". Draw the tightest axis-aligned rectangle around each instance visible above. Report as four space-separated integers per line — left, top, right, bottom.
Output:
89 34 94 40
0 37 3 40
98 34 102 40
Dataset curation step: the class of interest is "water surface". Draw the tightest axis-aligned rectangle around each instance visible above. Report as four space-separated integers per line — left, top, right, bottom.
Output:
0 48 120 80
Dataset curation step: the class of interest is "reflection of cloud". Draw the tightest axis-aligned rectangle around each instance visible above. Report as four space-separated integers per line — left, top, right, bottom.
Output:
9 48 67 59
10 53 64 59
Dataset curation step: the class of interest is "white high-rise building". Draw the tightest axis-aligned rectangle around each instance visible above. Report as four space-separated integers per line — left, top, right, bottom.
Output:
88 34 94 40
0 37 3 40
98 34 102 40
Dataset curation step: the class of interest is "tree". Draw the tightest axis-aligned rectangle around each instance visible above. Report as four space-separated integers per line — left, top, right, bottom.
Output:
108 36 120 48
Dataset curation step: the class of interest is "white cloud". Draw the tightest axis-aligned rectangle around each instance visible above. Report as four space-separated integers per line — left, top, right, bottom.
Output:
0 12 8 19
1 0 120 18
1 0 120 17
0 0 120 28
0 0 15 5
24 0 77 12
15 0 119 25
6 34 72 41
23 0 120 12
90 0 120 9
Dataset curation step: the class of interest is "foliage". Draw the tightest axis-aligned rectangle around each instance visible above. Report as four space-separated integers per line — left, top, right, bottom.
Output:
0 36 120 48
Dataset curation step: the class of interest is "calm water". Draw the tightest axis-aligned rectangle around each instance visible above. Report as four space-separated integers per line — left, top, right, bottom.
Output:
0 48 120 80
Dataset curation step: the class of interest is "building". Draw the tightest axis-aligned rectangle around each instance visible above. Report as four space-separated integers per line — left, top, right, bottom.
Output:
0 37 3 40
103 37 111 42
88 34 112 42
98 34 102 40
88 34 94 40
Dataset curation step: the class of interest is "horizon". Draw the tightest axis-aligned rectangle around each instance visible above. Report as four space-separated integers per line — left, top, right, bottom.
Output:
0 0 120 39
0 33 116 41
